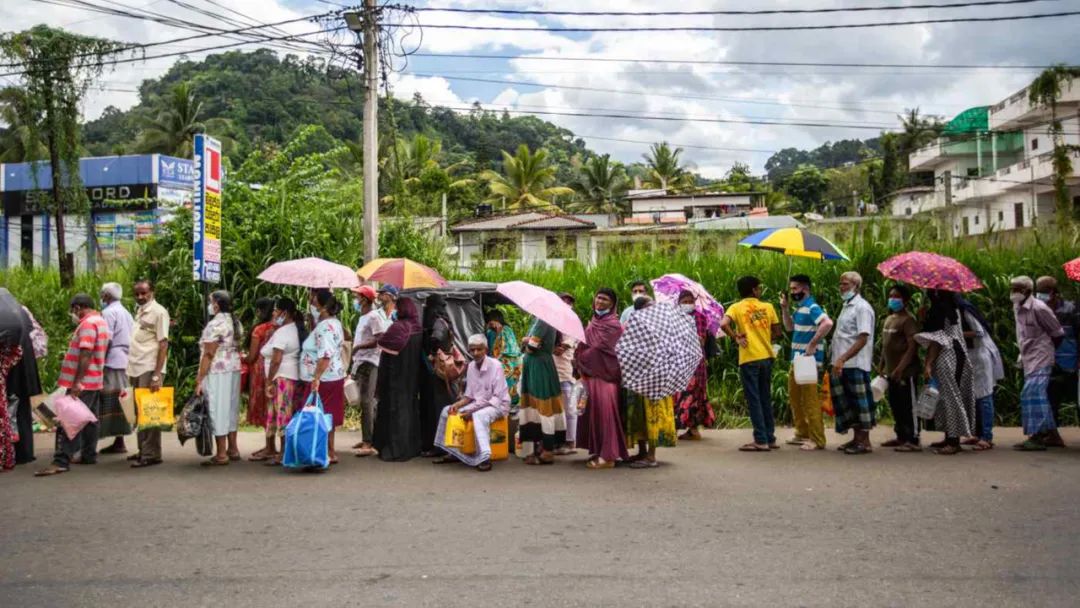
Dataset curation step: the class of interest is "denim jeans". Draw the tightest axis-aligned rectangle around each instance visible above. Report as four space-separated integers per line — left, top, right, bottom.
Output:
740 359 775 445
975 395 994 442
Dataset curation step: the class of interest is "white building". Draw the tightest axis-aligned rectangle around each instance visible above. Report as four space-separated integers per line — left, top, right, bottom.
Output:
894 79 1080 236
625 189 765 224
450 211 597 270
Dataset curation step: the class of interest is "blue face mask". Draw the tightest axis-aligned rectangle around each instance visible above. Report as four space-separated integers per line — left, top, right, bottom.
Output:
352 300 362 313
841 290 855 302
594 308 611 317
1035 293 1051 302
391 311 398 321
887 297 904 312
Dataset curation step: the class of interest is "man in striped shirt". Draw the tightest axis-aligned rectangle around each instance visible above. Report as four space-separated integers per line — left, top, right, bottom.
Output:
36 294 111 477
781 274 834 450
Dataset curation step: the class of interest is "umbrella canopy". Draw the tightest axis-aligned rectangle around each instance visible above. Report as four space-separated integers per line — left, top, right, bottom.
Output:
616 301 702 400
495 281 586 344
738 227 849 261
877 251 983 292
1065 257 1080 282
257 257 360 289
357 258 448 290
650 273 725 337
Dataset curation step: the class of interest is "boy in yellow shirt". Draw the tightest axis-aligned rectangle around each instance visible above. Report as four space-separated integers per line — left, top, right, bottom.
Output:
721 276 782 452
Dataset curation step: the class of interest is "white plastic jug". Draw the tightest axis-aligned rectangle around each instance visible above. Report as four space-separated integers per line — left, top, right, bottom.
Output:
870 376 889 403
793 355 818 385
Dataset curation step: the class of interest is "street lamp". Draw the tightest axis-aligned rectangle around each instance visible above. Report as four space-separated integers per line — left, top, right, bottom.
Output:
343 11 362 32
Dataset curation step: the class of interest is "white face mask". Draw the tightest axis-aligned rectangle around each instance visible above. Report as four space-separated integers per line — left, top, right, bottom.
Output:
70 312 81 325
1010 292 1027 305
206 304 216 317
309 304 321 318
680 303 695 314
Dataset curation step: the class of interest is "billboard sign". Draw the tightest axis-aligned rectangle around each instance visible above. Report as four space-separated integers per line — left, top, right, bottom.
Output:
158 156 195 189
192 134 222 283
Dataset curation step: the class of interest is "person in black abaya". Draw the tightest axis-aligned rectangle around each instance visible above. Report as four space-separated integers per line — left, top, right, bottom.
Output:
418 294 458 457
372 297 423 462
0 288 43 465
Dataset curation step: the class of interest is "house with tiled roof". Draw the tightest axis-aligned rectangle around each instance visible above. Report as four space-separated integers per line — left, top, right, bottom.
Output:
449 211 601 270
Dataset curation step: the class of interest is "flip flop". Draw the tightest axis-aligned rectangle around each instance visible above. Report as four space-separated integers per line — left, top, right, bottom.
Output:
894 444 923 452
739 443 770 452
786 438 807 446
433 455 459 464
629 459 659 469
130 459 162 468
126 454 142 462
972 441 994 451
201 458 229 467
355 447 377 457
34 466 69 477
799 443 824 451
476 460 492 472
585 459 614 469
248 453 274 462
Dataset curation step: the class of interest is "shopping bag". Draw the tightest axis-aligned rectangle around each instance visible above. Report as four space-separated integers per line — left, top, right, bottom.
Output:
344 378 362 407
119 388 136 426
443 413 476 454
54 394 98 440
820 372 835 417
283 393 332 469
7 395 20 443
134 387 176 430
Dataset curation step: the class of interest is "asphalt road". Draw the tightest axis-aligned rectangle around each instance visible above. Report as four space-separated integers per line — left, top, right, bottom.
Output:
3 426 1079 607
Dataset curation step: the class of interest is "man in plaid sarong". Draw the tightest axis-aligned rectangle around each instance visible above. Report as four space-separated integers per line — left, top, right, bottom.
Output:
1011 276 1065 451
829 272 876 455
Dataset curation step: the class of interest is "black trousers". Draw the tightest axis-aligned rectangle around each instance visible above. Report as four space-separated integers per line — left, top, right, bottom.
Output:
1049 367 1078 426
887 379 919 445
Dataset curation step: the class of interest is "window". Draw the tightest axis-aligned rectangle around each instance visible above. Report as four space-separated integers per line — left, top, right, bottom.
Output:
998 211 1004 223
974 215 980 225
905 207 912 216
1031 138 1039 150
1014 203 1025 228
967 167 980 177
962 217 970 236
483 236 518 260
545 234 576 260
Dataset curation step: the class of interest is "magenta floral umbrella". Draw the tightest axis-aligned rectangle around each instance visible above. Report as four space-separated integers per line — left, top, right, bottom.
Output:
877 252 983 292
1065 257 1080 282
651 273 724 336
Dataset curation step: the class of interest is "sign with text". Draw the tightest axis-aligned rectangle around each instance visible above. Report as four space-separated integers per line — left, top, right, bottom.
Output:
192 134 222 283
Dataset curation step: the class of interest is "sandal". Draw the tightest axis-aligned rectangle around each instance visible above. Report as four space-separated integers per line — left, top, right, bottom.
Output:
769 443 780 450
678 430 701 441
836 440 856 452
433 455 459 464
201 458 229 467
739 443 770 452
586 459 614 469
933 445 961 455
250 447 268 459
476 460 492 472
880 439 904 448
552 446 577 456
34 465 69 477
629 459 659 469
972 440 994 451
894 443 923 452
355 447 377 457
248 452 275 462
126 453 142 462
130 458 163 468
99 443 128 455
227 453 241 462
844 444 872 455
786 437 807 446
960 437 980 446
1014 439 1047 451
264 459 282 467
799 443 823 451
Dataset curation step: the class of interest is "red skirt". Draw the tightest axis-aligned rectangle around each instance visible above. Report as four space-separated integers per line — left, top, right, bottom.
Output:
302 378 345 427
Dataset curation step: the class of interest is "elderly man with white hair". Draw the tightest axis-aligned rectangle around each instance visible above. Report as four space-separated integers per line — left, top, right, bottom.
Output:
432 333 510 471
830 271 877 455
96 281 135 456
1011 275 1066 451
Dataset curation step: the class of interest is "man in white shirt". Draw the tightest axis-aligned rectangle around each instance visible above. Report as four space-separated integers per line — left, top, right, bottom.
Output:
830 271 876 455
351 285 390 456
620 280 650 326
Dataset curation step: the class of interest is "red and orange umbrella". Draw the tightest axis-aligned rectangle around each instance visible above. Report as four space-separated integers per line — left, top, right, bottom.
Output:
356 258 448 289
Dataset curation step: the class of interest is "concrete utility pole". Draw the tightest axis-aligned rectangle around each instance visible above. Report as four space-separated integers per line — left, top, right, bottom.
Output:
347 1 380 263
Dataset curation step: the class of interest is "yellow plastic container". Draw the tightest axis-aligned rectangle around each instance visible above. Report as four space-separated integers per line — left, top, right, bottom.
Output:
489 416 509 461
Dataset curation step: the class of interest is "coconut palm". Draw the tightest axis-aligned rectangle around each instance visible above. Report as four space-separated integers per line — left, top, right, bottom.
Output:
896 108 942 165
137 82 230 157
570 154 629 213
0 87 47 162
380 134 473 208
642 142 691 191
479 144 573 210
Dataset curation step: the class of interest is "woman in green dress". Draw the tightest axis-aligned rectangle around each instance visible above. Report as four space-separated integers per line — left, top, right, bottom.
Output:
518 318 566 465
486 310 521 410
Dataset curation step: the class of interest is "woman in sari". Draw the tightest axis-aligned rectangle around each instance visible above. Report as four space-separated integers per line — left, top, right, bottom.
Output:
624 297 678 468
519 318 566 464
574 288 630 469
915 289 976 455
419 294 458 457
245 297 275 442
373 297 424 462
486 310 521 409
674 290 715 440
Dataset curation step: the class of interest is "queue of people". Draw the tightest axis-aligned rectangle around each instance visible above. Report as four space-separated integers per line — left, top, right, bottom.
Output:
3 267 1078 479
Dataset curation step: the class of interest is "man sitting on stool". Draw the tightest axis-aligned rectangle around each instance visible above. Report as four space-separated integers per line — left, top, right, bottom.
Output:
433 334 510 472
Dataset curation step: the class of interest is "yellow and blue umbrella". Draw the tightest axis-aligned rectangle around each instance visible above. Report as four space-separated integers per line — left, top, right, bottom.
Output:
738 227 849 261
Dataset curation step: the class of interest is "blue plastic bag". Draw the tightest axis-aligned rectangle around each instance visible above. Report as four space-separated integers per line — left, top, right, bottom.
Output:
282 393 332 469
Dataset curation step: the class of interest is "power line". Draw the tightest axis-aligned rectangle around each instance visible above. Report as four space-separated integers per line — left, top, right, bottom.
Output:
390 10 1080 32
410 52 1065 71
416 0 1061 16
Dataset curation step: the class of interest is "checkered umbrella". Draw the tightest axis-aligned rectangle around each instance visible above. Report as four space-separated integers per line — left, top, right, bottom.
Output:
616 302 703 400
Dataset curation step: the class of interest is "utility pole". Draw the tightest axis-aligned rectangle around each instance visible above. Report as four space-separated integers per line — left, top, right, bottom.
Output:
347 2 380 263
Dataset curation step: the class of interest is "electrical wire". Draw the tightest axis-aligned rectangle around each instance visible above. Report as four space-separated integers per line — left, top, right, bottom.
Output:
416 0 1062 16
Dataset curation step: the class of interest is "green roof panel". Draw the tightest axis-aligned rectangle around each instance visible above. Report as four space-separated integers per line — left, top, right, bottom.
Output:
942 106 989 135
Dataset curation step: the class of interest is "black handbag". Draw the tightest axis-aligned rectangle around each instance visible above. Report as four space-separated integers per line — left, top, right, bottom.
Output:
177 393 213 456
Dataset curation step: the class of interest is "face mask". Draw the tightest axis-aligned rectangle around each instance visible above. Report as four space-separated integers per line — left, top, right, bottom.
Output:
680 304 695 314
790 292 806 302
100 299 108 309
1035 293 1051 302
594 308 611 316
309 304 320 318
841 290 855 302
887 298 904 312
632 294 646 303
207 304 216 317
273 315 286 327
70 312 80 325
353 300 362 313
1010 293 1027 305
391 311 398 321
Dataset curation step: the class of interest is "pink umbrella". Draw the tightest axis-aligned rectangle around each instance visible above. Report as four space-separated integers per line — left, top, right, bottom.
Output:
496 281 587 344
877 252 983 292
1065 257 1080 282
257 257 360 289
651 273 725 336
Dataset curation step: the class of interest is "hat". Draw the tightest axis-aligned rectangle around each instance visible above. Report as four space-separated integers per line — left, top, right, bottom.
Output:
558 292 575 303
352 285 377 301
467 334 488 348
377 284 400 297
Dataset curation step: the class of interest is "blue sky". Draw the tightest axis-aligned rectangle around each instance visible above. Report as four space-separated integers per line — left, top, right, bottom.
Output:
4 0 1079 176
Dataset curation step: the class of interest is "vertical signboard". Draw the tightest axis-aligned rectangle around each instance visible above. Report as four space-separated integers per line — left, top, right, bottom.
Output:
192 134 222 283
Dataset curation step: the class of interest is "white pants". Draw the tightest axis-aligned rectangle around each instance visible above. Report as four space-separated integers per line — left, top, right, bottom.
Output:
561 381 578 443
434 405 502 466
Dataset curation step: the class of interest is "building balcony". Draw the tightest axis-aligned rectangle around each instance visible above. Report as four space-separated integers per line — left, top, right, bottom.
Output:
951 148 1080 205
989 80 1080 131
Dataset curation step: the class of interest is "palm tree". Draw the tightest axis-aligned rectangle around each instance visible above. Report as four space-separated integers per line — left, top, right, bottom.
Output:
0 87 47 162
642 142 690 191
480 144 573 210
897 108 942 164
571 154 629 213
137 82 229 157
380 134 472 207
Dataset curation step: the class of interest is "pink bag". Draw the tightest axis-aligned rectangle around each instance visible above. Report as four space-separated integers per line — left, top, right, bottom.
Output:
54 395 98 440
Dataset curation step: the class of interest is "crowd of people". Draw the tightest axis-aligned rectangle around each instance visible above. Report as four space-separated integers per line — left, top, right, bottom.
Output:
0 267 1076 477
